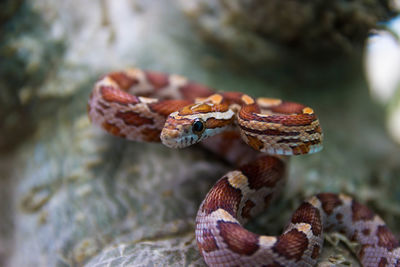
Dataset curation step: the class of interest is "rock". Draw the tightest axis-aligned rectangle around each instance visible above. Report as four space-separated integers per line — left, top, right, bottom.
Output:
179 0 397 63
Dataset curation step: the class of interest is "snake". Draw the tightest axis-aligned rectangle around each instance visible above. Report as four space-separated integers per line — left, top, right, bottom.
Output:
87 68 400 266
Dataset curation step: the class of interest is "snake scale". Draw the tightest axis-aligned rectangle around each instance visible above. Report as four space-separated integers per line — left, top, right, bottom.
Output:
87 68 400 267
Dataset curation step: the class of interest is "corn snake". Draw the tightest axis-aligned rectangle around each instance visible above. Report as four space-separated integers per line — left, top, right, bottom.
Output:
88 68 400 266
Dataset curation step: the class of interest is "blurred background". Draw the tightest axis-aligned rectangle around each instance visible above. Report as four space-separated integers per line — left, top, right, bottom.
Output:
1 0 399 266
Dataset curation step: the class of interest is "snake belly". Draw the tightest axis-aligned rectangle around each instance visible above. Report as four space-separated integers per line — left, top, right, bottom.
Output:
88 68 400 267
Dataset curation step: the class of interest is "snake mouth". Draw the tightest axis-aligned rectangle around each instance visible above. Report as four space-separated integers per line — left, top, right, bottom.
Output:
160 127 198 148
160 128 178 148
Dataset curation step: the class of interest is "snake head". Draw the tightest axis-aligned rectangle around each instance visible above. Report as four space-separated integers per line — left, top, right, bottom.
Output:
160 102 235 148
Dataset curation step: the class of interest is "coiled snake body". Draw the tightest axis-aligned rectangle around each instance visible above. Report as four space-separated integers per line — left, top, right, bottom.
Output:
88 68 400 266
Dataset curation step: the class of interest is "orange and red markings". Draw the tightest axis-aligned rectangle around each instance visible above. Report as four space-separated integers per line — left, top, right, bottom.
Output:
101 86 139 105
257 98 282 107
269 102 305 114
316 193 343 215
376 225 399 251
302 107 314 115
198 229 219 253
272 229 309 261
378 257 388 267
291 202 322 236
102 122 125 138
291 144 311 155
351 200 374 222
140 127 161 142
241 199 256 219
239 104 261 120
245 135 264 151
241 94 255 105
178 102 229 116
201 177 242 217
180 82 214 100
205 117 233 129
240 105 317 126
241 126 300 136
115 111 154 127
277 139 319 145
311 244 320 259
269 114 316 126
149 100 192 117
305 126 322 135
240 156 285 189
108 72 138 90
145 71 169 89
221 92 245 104
206 94 224 104
217 221 259 255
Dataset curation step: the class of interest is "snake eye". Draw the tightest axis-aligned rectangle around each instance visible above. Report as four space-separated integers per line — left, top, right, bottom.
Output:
192 119 205 134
